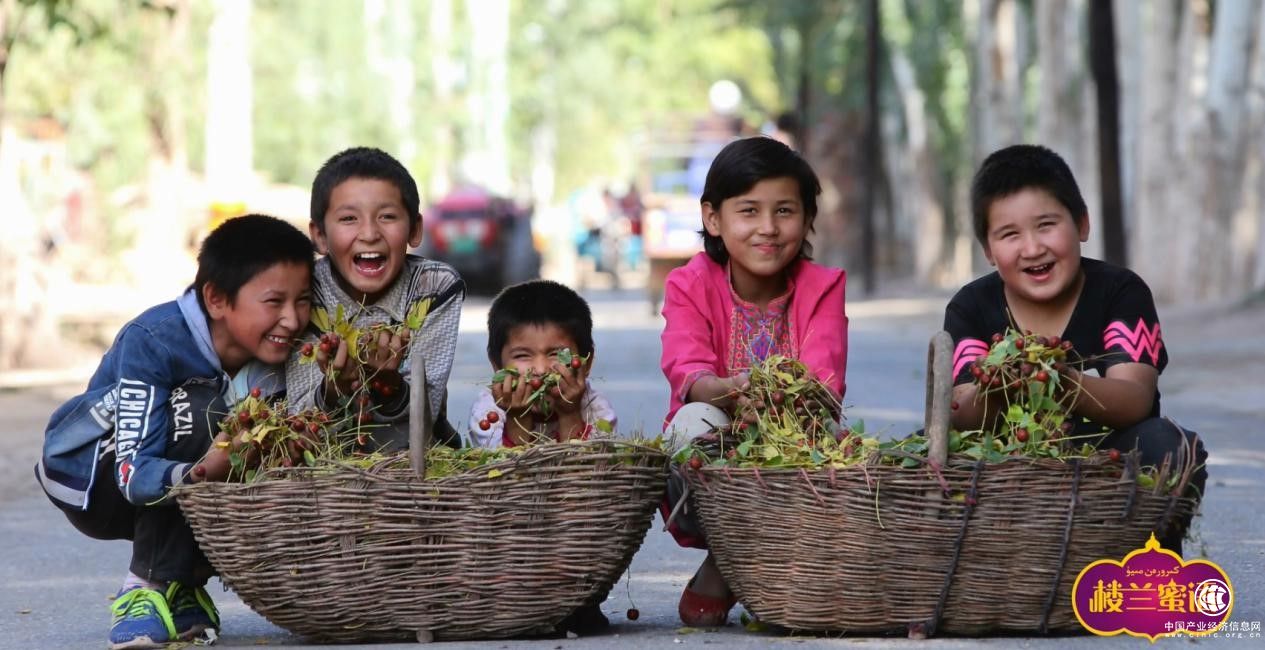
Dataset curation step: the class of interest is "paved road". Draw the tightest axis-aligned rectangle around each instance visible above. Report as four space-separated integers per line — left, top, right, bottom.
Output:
2 288 1261 649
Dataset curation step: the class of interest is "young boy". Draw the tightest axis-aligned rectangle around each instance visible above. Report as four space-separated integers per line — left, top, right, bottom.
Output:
946 144 1208 552
469 280 616 449
36 215 314 649
468 279 616 634
286 147 466 449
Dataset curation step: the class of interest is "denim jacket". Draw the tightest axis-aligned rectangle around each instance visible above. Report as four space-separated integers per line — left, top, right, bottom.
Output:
35 289 284 509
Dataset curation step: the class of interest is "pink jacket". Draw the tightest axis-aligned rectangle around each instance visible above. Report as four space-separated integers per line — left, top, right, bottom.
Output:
660 252 848 427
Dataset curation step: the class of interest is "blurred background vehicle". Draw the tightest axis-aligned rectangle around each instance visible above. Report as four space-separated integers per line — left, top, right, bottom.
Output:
414 186 541 295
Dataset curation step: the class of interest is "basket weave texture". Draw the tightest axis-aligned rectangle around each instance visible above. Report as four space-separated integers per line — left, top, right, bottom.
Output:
685 455 1198 634
175 439 668 642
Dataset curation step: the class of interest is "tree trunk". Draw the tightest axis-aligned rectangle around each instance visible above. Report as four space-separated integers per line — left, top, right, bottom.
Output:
1253 7 1265 292
1199 0 1258 297
1034 0 1099 261
1113 0 1141 254
1168 2 1212 301
464 0 511 195
974 0 1024 158
1090 0 1126 266
205 0 254 204
364 0 416 165
886 0 948 286
428 0 454 198
859 0 879 295
1132 2 1182 301
796 18 814 158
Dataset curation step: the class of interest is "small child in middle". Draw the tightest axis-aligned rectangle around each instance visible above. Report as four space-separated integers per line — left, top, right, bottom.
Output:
468 280 617 448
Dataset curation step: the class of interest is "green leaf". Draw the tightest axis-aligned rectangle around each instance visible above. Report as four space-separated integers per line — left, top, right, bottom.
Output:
557 348 573 365
737 440 754 457
311 307 331 332
406 298 432 330
487 468 503 478
594 418 613 433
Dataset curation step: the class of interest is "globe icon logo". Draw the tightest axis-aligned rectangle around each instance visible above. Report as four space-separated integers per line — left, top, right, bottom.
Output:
1193 579 1231 617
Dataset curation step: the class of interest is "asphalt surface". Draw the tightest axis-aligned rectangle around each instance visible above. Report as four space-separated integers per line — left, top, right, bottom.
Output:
2 287 1261 649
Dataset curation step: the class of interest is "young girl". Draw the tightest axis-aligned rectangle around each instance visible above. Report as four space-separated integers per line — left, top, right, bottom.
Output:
660 136 848 627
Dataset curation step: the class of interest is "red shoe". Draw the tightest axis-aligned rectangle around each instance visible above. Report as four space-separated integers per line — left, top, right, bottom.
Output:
678 583 737 627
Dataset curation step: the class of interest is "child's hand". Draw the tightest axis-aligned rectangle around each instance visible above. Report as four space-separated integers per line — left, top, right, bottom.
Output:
190 431 255 483
491 370 534 418
723 372 752 414
548 358 589 417
552 358 590 441
316 335 358 404
686 371 751 414
190 439 232 483
363 328 410 380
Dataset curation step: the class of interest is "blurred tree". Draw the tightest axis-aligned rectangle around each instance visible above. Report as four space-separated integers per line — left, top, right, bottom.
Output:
507 0 777 198
1089 0 1125 267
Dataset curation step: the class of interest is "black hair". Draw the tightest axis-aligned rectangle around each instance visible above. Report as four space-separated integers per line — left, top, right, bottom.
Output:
699 136 821 265
309 147 421 232
486 280 594 366
969 144 1088 245
194 214 315 312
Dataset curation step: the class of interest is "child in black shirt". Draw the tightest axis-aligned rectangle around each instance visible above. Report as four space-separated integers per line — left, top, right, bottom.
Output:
944 144 1207 553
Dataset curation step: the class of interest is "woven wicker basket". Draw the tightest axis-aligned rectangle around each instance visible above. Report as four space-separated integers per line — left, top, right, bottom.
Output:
174 354 668 642
682 332 1199 635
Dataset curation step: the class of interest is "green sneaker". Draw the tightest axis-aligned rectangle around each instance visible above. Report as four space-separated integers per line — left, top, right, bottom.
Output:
166 581 220 642
109 586 176 650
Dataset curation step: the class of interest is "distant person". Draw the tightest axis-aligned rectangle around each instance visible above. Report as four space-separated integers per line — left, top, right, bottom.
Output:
659 136 848 627
764 111 801 151
37 215 315 648
286 147 466 449
469 280 616 449
945 144 1208 553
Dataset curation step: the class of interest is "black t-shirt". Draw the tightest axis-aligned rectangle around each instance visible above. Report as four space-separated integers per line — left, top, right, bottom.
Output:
943 257 1167 418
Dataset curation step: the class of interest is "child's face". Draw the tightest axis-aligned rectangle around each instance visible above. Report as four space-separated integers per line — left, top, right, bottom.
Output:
702 176 807 292
498 323 583 376
983 187 1089 305
310 177 422 305
205 261 312 374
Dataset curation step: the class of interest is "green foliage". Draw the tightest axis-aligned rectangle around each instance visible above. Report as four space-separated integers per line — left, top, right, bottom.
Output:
507 0 776 194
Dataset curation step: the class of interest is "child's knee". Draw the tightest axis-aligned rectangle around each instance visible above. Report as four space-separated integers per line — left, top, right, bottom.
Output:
666 403 729 451
1115 417 1207 469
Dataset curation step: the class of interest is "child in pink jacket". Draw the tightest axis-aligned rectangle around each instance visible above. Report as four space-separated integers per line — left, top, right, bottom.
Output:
660 136 848 627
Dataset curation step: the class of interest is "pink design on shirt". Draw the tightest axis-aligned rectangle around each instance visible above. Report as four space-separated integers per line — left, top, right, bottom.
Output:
1103 319 1163 365
952 338 989 378
725 280 797 374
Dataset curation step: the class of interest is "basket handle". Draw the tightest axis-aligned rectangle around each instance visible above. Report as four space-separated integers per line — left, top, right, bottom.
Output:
925 331 953 467
408 349 432 478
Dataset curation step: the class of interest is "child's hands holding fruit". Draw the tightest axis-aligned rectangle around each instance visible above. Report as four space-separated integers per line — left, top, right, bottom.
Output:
491 368 536 418
358 327 410 403
549 352 590 440
313 332 359 404
687 371 751 414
